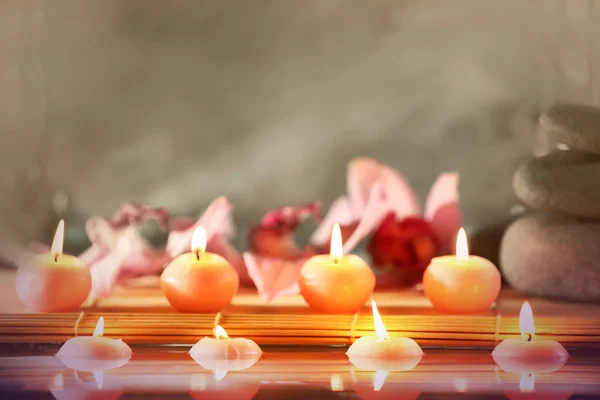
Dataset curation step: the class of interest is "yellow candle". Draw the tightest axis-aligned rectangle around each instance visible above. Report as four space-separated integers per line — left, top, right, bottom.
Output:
299 223 375 314
422 228 501 314
347 300 423 372
16 220 91 312
492 301 569 373
161 227 239 313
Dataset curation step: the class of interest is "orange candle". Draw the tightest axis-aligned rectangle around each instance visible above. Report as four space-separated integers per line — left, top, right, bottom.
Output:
422 228 501 314
16 220 92 312
492 301 569 373
299 223 375 313
189 325 262 379
161 227 239 313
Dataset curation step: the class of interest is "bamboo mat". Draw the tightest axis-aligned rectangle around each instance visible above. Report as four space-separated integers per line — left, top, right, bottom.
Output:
1 272 599 349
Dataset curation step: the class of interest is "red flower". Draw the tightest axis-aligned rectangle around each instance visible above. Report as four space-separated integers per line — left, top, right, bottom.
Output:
367 213 440 287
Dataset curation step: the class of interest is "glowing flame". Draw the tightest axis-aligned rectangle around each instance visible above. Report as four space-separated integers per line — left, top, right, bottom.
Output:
519 301 535 341
519 372 535 392
213 369 227 381
51 220 65 258
456 227 469 261
192 226 207 255
330 223 343 261
93 317 104 337
371 300 389 340
330 374 343 391
215 325 229 339
373 370 388 391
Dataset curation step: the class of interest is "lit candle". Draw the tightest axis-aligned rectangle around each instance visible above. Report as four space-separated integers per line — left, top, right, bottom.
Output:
189 325 262 378
161 227 239 313
299 223 375 313
422 227 501 314
56 316 132 374
347 300 423 371
16 220 92 312
492 301 569 373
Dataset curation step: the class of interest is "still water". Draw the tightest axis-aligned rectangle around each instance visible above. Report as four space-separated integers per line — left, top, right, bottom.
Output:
0 347 598 399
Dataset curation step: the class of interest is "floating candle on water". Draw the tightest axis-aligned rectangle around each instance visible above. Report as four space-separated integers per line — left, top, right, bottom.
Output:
56 317 132 372
492 301 569 373
189 325 262 378
161 227 239 313
299 223 375 313
16 220 92 312
347 300 423 371
422 227 501 314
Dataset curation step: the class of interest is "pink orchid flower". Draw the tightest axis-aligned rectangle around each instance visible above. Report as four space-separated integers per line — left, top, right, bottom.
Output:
165 196 249 285
243 202 321 301
311 157 461 287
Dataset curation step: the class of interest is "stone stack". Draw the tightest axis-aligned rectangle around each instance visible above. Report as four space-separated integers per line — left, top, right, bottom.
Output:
501 103 600 302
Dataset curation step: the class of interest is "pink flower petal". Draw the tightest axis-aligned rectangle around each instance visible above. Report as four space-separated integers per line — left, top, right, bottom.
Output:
30 242 50 254
248 202 321 259
310 196 355 247
243 252 303 301
166 197 233 257
89 238 132 298
207 234 252 286
347 158 421 218
342 181 389 254
424 173 462 253
110 203 169 230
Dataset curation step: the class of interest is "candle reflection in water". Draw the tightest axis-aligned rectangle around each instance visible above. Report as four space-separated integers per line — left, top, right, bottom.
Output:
503 372 574 400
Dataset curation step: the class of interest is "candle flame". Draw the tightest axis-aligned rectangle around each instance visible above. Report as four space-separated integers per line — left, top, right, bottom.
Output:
373 370 388 391
519 372 535 392
330 223 343 262
330 374 343 391
93 317 104 337
51 220 65 259
371 300 389 340
215 325 229 339
519 301 535 341
456 227 469 261
191 226 207 255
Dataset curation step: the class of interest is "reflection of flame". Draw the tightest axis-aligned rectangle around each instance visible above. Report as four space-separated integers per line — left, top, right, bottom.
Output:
192 227 207 254
519 302 535 341
330 223 343 261
51 220 65 257
93 317 104 337
214 325 229 339
454 377 467 392
50 374 64 391
92 370 103 389
456 227 468 261
519 372 535 392
371 300 389 340
213 369 227 381
373 370 388 391
330 374 343 391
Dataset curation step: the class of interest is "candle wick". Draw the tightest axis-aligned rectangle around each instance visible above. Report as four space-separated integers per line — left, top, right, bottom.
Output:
195 250 201 261
526 332 532 342
54 253 59 263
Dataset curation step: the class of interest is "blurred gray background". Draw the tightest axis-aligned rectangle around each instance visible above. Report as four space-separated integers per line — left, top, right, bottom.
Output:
1 0 599 255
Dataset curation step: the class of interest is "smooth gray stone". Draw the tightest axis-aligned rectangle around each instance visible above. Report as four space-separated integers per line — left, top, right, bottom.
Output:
513 150 600 219
540 103 600 153
500 213 600 302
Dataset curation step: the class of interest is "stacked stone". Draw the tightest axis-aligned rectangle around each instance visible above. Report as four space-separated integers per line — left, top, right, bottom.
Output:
501 103 600 303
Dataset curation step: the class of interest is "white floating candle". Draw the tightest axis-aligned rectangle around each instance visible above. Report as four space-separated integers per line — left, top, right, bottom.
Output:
189 325 262 372
56 317 132 371
347 300 423 371
492 302 569 373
